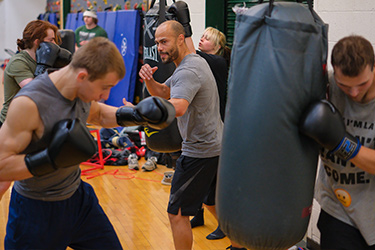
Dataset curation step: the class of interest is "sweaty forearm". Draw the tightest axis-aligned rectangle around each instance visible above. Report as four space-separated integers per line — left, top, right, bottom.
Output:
0 155 33 181
87 102 119 128
144 79 170 99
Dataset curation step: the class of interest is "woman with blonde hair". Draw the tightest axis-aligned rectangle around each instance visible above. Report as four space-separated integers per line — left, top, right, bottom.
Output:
198 27 231 67
191 27 235 244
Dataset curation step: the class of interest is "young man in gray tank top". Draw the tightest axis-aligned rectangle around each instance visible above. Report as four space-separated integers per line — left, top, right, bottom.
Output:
300 35 375 249
0 37 175 249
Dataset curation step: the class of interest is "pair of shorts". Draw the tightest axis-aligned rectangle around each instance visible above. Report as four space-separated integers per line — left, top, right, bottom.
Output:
318 209 375 250
167 155 219 216
5 181 122 250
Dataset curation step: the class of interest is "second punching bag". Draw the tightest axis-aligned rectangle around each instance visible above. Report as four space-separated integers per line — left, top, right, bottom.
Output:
143 0 182 153
59 29 75 54
217 1 328 249
143 0 175 87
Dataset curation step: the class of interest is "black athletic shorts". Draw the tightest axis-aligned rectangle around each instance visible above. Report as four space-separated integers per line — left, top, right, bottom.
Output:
167 155 219 216
318 209 375 250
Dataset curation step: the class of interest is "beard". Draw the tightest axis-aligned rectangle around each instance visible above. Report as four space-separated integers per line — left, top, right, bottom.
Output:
159 46 179 64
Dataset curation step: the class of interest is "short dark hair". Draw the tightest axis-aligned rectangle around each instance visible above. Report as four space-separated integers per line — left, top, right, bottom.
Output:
70 37 125 81
331 35 374 76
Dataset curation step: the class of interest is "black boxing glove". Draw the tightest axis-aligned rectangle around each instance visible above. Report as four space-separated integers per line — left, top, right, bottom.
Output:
35 42 60 76
25 119 97 177
53 47 72 68
116 96 176 130
167 1 192 37
299 100 361 161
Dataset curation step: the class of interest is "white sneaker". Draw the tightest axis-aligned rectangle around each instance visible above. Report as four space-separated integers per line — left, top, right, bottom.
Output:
142 156 158 171
161 171 174 185
128 153 139 170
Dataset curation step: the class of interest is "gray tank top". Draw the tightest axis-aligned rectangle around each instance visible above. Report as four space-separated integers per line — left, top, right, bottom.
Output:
13 72 91 201
315 72 375 245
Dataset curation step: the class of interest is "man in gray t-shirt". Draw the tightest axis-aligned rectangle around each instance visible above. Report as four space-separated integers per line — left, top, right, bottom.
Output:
300 35 375 249
139 20 225 250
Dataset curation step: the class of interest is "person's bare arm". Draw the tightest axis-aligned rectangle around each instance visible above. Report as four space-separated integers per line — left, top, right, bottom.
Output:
87 101 123 128
139 64 171 99
0 181 12 201
87 98 135 128
350 148 375 175
0 96 41 181
18 78 33 88
169 98 189 117
185 37 196 54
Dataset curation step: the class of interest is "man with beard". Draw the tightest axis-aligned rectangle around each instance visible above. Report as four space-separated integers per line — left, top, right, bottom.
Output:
139 20 225 250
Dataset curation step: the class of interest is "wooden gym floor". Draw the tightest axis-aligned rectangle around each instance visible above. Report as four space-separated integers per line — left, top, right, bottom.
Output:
0 161 232 250
0 64 232 250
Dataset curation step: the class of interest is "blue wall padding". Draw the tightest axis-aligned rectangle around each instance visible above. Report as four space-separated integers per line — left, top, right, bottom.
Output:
103 11 117 42
65 10 140 105
105 10 140 106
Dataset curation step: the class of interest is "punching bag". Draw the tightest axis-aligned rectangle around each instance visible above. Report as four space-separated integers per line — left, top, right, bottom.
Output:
217 1 328 249
144 118 182 153
143 0 175 85
59 29 75 54
143 0 182 153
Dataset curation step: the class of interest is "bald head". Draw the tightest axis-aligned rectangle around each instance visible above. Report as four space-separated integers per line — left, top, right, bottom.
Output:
157 20 185 38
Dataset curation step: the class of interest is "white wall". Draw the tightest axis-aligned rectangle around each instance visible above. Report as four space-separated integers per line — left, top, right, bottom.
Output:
0 0 46 60
0 0 203 60
184 0 205 49
315 0 375 71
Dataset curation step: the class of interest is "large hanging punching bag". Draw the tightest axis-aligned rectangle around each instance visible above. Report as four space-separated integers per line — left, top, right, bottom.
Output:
142 0 182 153
143 0 175 88
217 1 328 249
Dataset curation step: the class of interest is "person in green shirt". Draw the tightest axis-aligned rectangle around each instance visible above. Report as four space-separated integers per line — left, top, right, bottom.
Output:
0 19 60 201
75 10 108 49
0 20 60 127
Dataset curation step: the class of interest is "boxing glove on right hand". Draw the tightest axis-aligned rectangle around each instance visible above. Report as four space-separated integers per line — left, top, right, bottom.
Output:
299 100 361 161
53 47 72 69
25 119 97 177
116 96 176 130
35 42 61 76
167 1 192 37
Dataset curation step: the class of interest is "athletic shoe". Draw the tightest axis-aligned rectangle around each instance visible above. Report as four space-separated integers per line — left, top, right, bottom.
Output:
142 156 158 171
128 153 139 170
287 246 307 250
190 208 204 228
161 171 174 185
206 225 226 240
226 245 247 250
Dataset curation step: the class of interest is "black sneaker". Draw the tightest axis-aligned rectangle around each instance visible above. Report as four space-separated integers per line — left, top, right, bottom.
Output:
206 225 226 240
190 207 204 228
226 245 247 250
